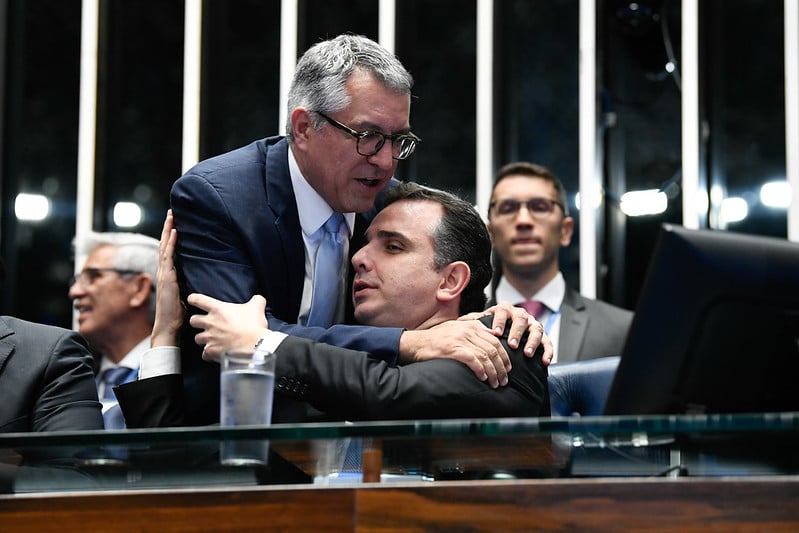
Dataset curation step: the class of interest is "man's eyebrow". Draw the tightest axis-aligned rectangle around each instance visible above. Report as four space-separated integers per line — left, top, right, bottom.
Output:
375 229 408 241
358 120 412 135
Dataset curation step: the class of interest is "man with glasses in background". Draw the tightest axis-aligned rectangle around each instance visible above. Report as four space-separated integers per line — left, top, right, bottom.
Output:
487 162 633 363
69 232 159 428
171 34 547 425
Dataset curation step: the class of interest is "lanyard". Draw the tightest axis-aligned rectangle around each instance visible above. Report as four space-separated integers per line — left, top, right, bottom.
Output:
542 308 560 336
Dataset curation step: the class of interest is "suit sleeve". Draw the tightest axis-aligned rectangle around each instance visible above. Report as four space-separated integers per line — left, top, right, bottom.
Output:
33 330 104 432
274 323 549 421
115 375 186 428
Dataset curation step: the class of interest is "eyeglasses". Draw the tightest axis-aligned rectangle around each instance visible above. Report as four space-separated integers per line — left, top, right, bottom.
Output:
489 197 565 219
316 112 420 160
70 267 141 288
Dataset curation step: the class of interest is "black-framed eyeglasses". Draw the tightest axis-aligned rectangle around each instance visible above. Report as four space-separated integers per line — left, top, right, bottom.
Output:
70 267 141 287
489 197 565 219
316 112 420 160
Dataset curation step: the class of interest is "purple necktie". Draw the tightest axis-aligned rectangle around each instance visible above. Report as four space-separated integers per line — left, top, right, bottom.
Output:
517 300 546 318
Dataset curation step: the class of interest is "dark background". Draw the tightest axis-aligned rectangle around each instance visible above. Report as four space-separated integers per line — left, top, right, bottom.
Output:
0 0 787 327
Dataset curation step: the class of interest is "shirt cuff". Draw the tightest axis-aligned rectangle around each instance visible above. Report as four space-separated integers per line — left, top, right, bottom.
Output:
139 346 181 379
256 331 289 353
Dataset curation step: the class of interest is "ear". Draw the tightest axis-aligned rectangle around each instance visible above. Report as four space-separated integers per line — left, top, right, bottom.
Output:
560 216 575 247
486 221 495 246
129 274 154 309
291 108 314 150
436 261 471 304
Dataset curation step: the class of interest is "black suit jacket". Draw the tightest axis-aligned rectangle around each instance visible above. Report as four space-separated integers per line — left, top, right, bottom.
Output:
116 317 549 427
0 316 103 432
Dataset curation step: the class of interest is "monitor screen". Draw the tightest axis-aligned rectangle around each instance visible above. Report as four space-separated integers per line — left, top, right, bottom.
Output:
604 223 799 415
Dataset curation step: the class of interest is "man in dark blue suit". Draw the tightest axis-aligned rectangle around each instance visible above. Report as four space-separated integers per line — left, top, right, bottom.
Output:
171 35 543 424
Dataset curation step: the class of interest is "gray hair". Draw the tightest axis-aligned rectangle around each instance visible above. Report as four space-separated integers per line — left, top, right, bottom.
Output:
73 231 159 317
285 34 414 141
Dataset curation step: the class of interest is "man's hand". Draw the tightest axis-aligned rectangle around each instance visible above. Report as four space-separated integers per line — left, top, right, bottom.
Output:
460 302 553 366
187 293 270 362
151 210 184 348
399 320 511 388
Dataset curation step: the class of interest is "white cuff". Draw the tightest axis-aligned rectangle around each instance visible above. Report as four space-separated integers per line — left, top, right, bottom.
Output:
256 331 288 353
139 346 181 379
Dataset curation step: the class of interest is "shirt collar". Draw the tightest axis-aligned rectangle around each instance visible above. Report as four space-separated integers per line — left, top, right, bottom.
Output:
97 335 151 373
495 271 565 312
288 147 355 238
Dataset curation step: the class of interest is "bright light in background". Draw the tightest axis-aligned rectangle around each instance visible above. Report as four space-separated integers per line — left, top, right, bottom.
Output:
720 197 748 224
665 61 675 73
574 189 603 211
760 180 792 208
15 193 50 221
696 189 709 215
710 184 725 205
619 189 667 216
113 202 142 227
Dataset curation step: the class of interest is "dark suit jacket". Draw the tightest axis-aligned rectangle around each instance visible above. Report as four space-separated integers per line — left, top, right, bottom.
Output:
490 285 633 363
0 316 103 432
116 317 550 427
170 136 401 424
557 287 633 362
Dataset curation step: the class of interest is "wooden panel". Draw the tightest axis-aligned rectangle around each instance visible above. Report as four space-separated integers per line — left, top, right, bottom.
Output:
2 478 799 532
0 488 355 532
355 478 799 532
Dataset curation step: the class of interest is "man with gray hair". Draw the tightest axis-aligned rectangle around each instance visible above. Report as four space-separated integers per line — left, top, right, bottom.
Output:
170 33 546 425
69 231 158 429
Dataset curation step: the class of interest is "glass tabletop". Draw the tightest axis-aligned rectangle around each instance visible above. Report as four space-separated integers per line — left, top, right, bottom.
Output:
2 412 798 494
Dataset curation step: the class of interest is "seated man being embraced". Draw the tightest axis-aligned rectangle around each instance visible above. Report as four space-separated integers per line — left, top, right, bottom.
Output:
117 183 551 425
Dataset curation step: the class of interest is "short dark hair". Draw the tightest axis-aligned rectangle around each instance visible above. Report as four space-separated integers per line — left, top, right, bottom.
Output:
381 182 491 314
490 161 570 217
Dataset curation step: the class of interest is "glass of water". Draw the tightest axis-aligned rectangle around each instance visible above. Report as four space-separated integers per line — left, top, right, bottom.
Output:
219 346 276 466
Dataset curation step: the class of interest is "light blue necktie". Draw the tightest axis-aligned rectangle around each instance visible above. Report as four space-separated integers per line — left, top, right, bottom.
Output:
306 213 346 328
100 366 132 429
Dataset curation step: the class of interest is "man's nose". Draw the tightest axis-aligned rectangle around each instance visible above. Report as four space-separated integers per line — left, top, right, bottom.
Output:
352 246 370 270
366 140 395 169
514 205 536 224
68 280 85 298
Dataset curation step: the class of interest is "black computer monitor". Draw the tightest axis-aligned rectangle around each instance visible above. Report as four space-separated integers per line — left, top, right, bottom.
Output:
604 223 799 415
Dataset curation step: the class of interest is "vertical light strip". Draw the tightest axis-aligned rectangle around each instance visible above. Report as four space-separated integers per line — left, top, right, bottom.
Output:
578 0 597 298
379 0 396 54
786 0 799 241
76 0 99 248
279 0 298 135
681 0 700 229
475 0 494 216
181 0 202 173
74 0 99 328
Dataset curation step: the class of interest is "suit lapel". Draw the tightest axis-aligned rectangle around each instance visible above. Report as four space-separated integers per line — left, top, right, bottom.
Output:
263 139 306 321
558 288 589 362
0 318 14 375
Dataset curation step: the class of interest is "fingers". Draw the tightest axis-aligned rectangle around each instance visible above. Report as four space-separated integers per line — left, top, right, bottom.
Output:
537 333 554 366
187 292 220 313
464 327 509 389
521 319 546 357
488 306 512 336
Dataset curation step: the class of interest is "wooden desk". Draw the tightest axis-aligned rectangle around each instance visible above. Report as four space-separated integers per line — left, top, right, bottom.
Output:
2 477 799 532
